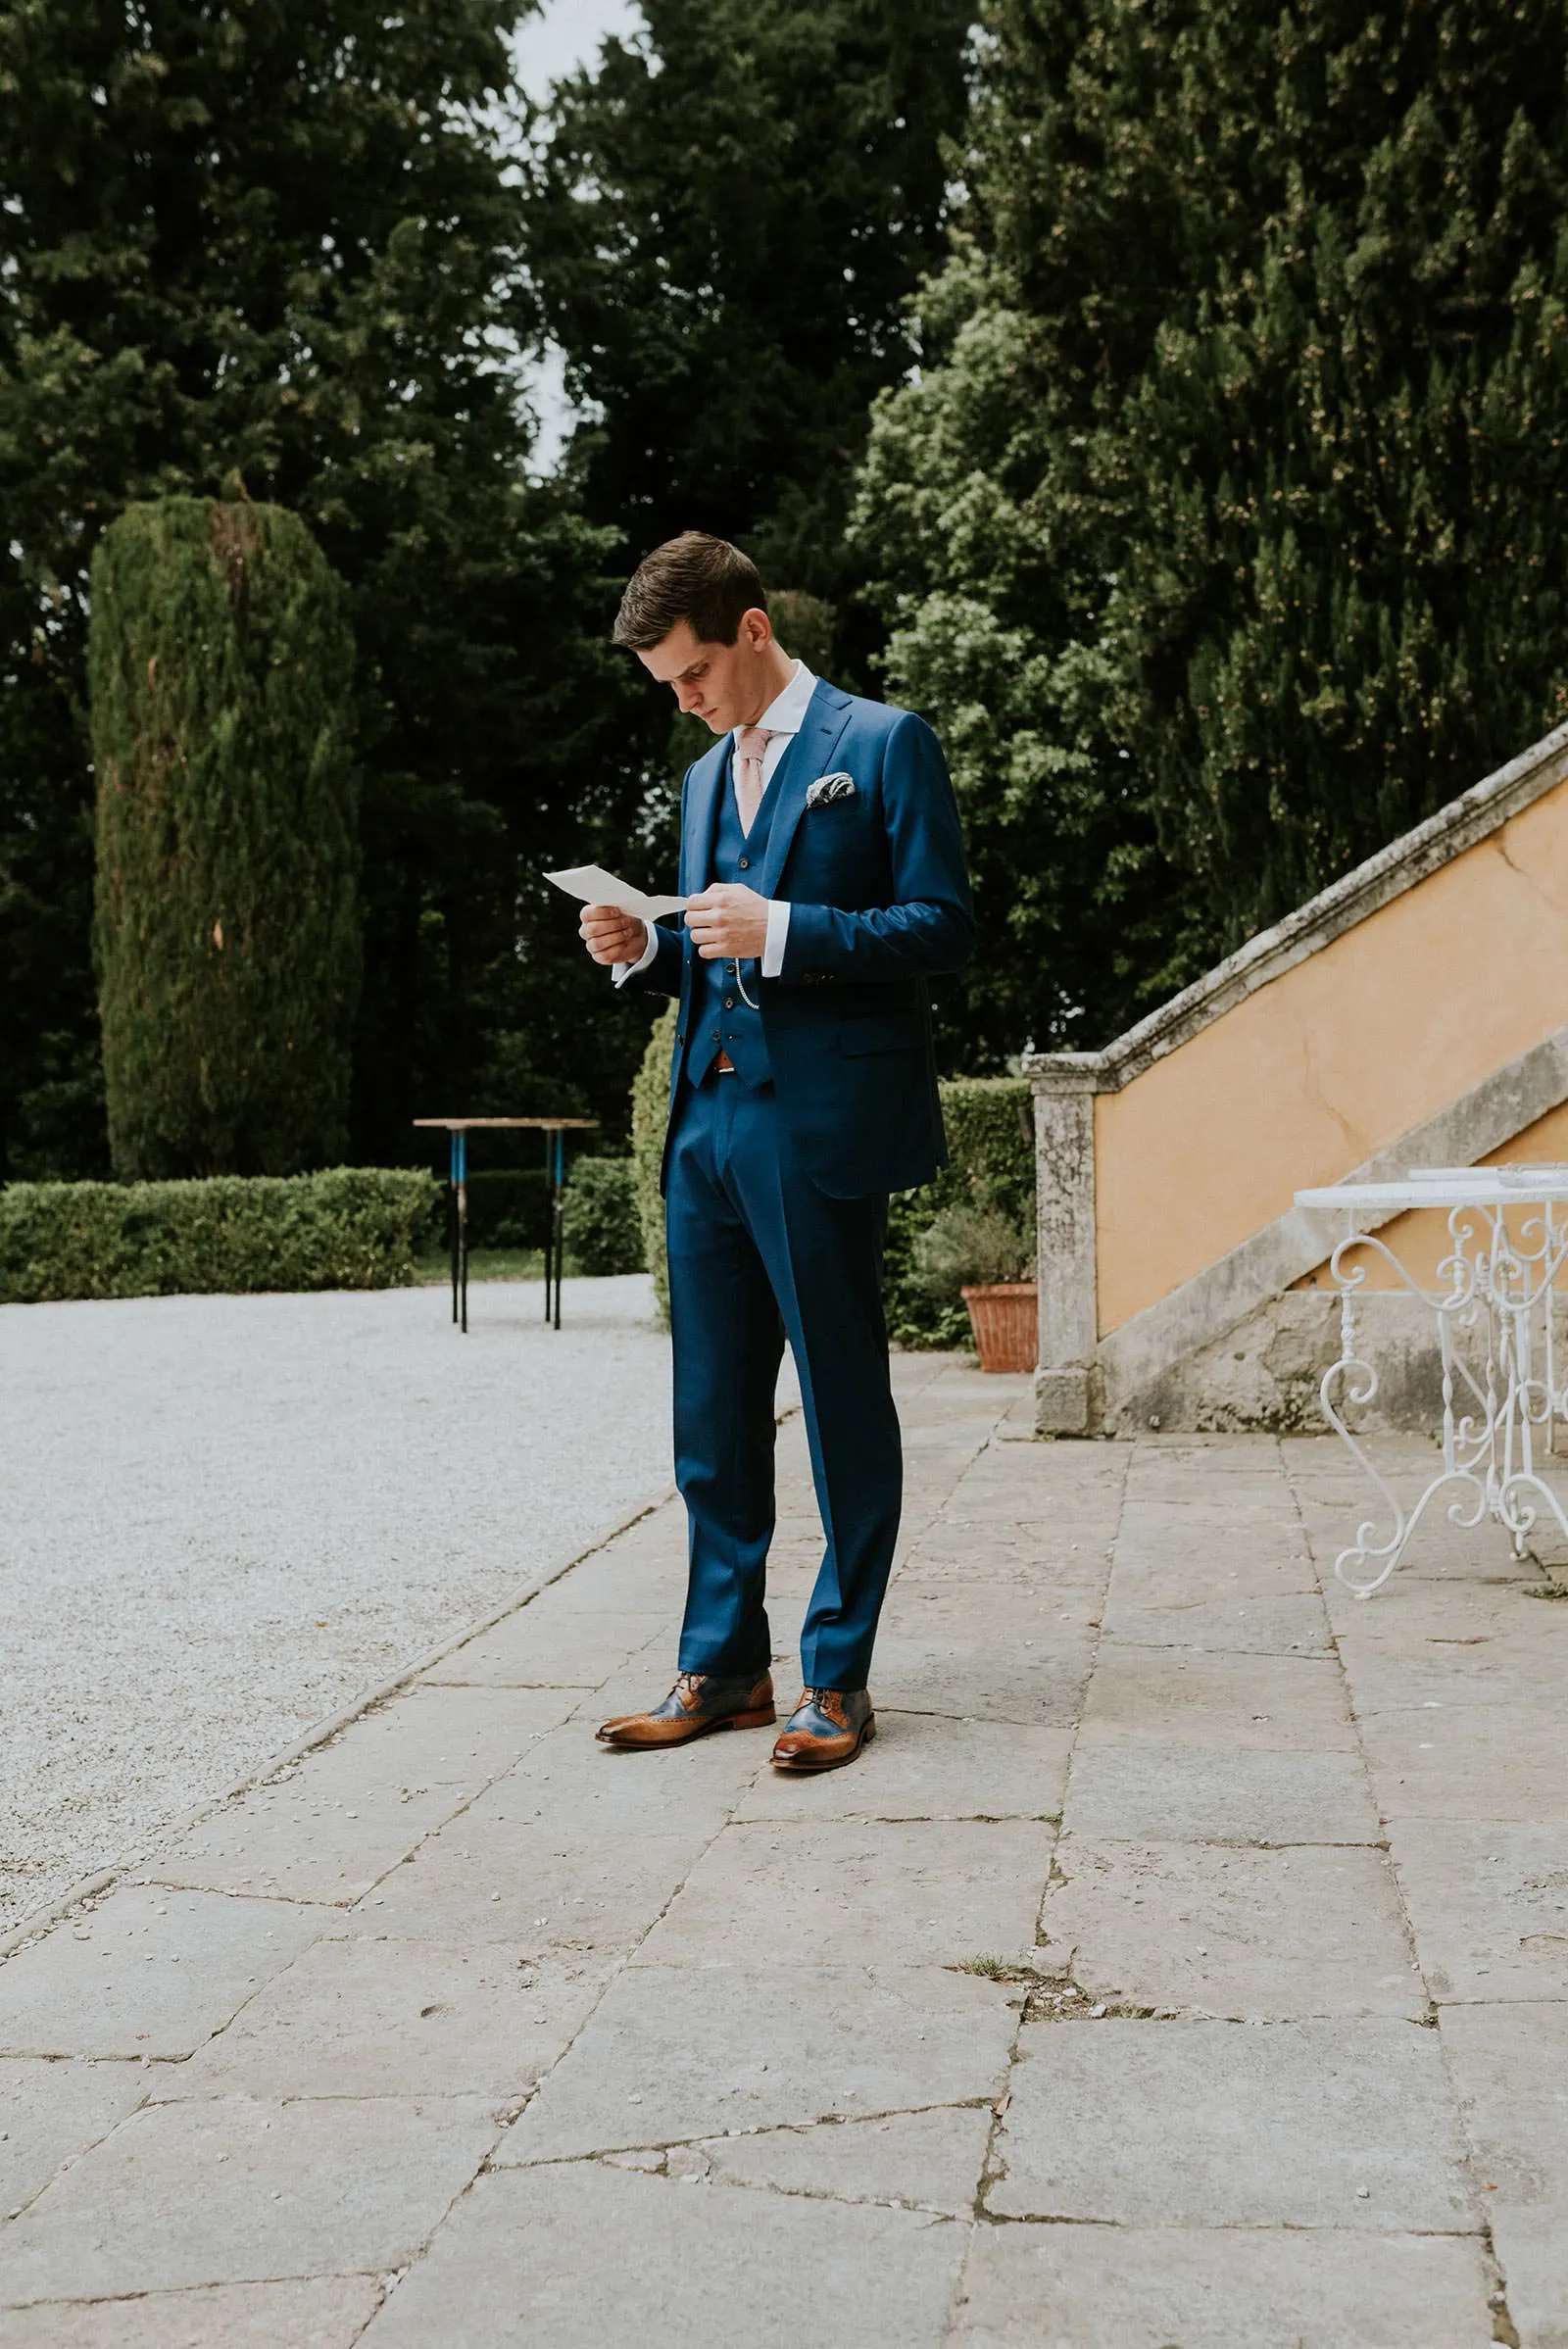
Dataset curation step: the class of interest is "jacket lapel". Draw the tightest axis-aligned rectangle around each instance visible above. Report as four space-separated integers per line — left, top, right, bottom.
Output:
680 735 731 898
759 681 853 899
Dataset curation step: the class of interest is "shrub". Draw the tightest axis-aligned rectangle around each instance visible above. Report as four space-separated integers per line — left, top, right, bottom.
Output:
90 498 360 1179
564 1157 644 1276
631 1003 679 1324
885 1079 1036 1348
0 1169 437 1304
912 1199 1035 1302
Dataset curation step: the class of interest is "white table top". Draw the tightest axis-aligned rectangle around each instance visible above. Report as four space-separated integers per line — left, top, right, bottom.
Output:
1297 1166 1568 1214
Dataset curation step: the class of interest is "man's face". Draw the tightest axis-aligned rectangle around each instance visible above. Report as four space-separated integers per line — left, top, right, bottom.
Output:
636 612 771 733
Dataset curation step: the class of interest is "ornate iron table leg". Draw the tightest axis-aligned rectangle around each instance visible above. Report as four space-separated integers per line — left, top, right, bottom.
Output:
1320 1205 1568 1591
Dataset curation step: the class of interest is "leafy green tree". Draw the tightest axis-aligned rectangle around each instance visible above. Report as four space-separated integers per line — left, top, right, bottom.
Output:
92 498 359 1177
524 0 975 675
858 0 1568 1062
0 0 641 1180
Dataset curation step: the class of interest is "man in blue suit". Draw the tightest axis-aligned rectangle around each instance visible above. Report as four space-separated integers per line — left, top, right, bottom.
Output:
582 533 974 1770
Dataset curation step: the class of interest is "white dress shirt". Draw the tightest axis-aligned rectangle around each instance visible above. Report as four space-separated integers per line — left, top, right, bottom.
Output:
615 661 817 984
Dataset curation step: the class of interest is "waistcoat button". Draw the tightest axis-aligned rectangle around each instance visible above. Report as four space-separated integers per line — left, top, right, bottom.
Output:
738 856 750 869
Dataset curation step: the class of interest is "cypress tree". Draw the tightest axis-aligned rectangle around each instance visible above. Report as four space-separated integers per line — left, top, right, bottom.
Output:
0 1 628 1181
91 498 359 1178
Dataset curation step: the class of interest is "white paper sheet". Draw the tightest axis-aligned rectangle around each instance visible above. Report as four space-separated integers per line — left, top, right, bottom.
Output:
545 864 688 922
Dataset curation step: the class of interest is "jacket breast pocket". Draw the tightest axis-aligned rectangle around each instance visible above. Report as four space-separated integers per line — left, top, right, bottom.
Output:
837 1012 927 1056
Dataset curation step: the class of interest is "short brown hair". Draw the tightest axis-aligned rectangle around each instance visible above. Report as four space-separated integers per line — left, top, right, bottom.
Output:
612 532 766 650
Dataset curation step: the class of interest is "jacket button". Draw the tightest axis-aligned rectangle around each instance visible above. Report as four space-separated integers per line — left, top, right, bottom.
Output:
738 856 750 869
723 996 734 1009
710 1029 720 1042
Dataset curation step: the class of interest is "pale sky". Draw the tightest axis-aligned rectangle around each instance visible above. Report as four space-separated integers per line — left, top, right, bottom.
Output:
512 0 642 106
511 0 644 466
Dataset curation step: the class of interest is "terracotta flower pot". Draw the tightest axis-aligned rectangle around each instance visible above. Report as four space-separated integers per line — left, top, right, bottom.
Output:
960 1282 1039 1373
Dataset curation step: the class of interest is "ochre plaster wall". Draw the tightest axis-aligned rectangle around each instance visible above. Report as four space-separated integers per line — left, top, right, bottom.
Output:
1095 777 1568 1336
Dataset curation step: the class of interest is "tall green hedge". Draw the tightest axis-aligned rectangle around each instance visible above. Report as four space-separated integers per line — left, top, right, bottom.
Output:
90 498 360 1180
627 1016 1033 1349
564 1157 644 1276
884 1078 1035 1347
0 1169 435 1304
631 1003 679 1324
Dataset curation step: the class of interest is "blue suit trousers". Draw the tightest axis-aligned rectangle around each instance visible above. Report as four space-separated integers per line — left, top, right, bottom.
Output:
665 1071 903 1691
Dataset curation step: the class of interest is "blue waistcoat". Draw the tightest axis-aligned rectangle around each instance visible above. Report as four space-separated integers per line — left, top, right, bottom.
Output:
680 749 775 1090
628 678 976 1198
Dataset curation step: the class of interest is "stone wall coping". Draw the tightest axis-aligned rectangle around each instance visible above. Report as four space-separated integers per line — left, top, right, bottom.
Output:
1024 715 1568 1097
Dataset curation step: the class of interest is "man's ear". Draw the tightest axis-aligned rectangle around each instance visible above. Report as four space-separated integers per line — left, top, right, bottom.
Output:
739 607 773 652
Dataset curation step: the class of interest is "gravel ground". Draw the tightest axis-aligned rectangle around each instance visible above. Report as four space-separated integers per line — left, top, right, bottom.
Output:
0 1277 675 1936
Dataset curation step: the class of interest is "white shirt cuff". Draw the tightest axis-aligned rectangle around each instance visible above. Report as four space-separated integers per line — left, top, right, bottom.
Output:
760 900 790 980
612 920 661 986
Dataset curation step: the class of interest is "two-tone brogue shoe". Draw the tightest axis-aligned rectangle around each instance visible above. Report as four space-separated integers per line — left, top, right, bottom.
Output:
596 1669 776 1750
769 1687 875 1772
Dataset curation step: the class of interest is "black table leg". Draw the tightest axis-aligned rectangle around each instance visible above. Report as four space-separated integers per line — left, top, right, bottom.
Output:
552 1128 565 1330
449 1135 460 1325
457 1130 469 1334
541 1128 553 1322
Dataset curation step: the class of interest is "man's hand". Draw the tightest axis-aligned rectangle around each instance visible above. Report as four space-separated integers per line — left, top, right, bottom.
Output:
580 905 649 966
685 884 769 961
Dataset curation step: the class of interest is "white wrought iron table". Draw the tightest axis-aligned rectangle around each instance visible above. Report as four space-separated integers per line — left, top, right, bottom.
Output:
1295 1167 1568 1595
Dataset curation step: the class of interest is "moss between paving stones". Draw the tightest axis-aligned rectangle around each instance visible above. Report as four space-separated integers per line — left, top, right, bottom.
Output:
0 1168 438 1303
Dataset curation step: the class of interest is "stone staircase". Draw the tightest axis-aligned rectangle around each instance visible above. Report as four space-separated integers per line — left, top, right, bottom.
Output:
1027 718 1568 1434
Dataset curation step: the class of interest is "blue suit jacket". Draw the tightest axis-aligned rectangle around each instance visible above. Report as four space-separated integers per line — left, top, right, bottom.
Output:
630 678 975 1198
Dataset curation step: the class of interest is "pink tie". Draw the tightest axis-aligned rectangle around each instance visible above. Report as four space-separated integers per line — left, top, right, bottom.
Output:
735 725 775 834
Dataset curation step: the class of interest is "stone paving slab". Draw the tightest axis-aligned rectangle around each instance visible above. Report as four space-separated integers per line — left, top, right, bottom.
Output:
1357 1703 1568 1823
1441 1998 1568 2218
357 2162 967 2349
1102 1590 1335 1653
1064 1741 1381 1844
0 1887 335 2059
0 2276 382 2348
147 1685 575 1905
498 1960 1019 2164
1078 1643 1353 1750
950 2224 1496 2348
682 2103 995 2211
1491 2208 1568 2349
730 1711 1071 1824
1391 1818 1568 2002
990 2017 1473 2229
0 2093 502 2301
637 1817 1054 1968
0 2060 149 2221
146 1935 605 2101
7 1391 1568 2342
361 1816 714 1955
422 1606 673 1688
1037 1838 1426 2018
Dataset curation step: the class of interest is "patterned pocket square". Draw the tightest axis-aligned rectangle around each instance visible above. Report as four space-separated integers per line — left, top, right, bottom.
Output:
807 771 858 807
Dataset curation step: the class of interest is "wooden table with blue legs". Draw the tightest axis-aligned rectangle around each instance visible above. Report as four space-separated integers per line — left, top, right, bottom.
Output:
414 1117 599 1333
